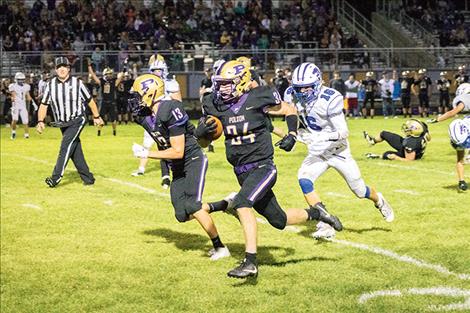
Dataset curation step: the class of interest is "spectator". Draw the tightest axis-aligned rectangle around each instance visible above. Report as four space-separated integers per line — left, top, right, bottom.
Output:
91 47 104 72
379 71 395 119
344 73 360 118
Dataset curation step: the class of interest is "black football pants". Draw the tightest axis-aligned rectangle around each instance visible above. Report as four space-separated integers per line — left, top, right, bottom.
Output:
51 116 94 184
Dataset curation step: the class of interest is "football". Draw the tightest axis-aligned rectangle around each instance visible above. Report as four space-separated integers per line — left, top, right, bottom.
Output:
207 116 223 140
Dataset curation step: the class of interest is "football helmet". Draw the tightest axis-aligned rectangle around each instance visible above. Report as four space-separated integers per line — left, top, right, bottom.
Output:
212 60 251 104
213 59 226 73
401 70 409 77
402 119 425 137
366 71 374 78
236 56 251 68
130 74 165 108
15 72 26 84
448 119 470 148
418 68 427 75
103 68 114 76
149 54 168 78
458 65 467 72
456 83 470 96
440 71 447 77
292 62 322 106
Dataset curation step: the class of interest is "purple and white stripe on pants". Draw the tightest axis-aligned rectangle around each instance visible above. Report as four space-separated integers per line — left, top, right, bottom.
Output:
248 168 277 202
197 155 209 202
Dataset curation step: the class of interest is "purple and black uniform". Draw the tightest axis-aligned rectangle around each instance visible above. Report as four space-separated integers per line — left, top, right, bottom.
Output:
202 86 288 230
138 100 207 222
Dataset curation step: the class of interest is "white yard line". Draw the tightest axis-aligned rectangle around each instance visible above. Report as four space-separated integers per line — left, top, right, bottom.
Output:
103 200 114 206
332 239 470 281
325 192 350 199
22 203 43 211
377 162 454 176
394 189 421 196
359 286 470 311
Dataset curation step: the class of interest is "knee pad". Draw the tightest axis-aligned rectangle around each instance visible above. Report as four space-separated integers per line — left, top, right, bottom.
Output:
264 209 287 230
349 177 367 198
298 178 314 194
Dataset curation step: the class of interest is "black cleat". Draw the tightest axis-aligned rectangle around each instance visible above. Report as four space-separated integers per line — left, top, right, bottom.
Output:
83 179 95 186
208 144 215 153
227 259 258 278
363 131 375 146
45 177 59 188
161 176 171 189
97 130 101 136
313 203 343 231
113 130 116 136
458 180 468 192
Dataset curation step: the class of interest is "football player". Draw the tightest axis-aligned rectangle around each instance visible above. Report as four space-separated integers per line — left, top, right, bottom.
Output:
88 64 124 136
361 71 378 119
412 69 432 117
131 54 176 189
287 62 394 239
429 83 470 191
196 60 342 278
364 119 431 161
8 72 34 139
130 74 232 262
400 71 414 118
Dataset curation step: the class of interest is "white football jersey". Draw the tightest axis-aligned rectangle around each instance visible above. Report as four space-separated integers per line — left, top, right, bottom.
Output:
452 93 470 112
295 86 349 155
9 83 30 106
163 77 180 100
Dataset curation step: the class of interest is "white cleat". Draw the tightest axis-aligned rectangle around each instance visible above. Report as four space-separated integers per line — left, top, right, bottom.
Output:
131 170 144 177
375 192 395 222
312 221 336 239
208 246 231 261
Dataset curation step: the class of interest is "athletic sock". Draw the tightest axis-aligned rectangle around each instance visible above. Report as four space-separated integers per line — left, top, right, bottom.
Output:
245 252 257 264
208 200 228 213
211 236 224 249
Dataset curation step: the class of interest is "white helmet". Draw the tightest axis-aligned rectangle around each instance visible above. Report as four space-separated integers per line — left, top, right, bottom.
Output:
448 119 470 148
149 54 168 79
213 59 226 73
15 72 26 83
292 62 322 105
455 83 470 96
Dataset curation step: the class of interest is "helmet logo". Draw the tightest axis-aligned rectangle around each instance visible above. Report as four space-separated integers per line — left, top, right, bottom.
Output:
233 64 245 75
140 78 155 94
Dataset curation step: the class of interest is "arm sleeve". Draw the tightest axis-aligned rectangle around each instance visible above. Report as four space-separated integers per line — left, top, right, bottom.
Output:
41 82 50 105
325 95 349 140
165 102 189 137
79 80 92 103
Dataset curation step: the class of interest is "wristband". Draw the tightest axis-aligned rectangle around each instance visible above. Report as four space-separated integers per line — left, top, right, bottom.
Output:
286 114 298 134
93 115 101 119
38 120 44 123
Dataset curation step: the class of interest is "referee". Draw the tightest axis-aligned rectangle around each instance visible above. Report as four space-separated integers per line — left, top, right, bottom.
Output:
36 57 104 187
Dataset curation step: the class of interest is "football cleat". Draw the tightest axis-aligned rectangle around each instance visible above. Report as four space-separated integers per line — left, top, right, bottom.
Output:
45 177 59 188
312 221 336 239
131 170 144 177
365 153 381 159
458 180 468 192
313 202 343 231
227 259 258 278
97 130 101 136
24 133 29 139
208 246 231 261
161 176 171 189
223 192 239 220
10 132 16 140
375 192 395 222
363 131 376 146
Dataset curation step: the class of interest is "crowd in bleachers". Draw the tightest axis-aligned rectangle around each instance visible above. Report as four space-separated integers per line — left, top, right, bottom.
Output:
401 0 469 47
1 0 367 70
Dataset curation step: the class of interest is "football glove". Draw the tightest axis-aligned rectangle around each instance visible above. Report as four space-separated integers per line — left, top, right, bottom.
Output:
132 143 149 158
275 133 297 152
195 116 217 139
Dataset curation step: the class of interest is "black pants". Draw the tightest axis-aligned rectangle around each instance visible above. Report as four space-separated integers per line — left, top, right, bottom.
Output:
380 131 405 158
439 92 450 108
51 116 94 184
232 160 287 230
160 160 170 177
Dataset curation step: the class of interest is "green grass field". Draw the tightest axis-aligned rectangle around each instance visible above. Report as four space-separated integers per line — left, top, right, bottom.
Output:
1 117 469 313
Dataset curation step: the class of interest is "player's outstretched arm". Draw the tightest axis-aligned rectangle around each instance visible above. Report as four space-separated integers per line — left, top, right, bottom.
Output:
434 102 464 122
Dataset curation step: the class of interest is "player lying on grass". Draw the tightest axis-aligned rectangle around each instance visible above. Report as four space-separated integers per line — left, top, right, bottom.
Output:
429 83 470 191
285 62 394 240
196 60 343 279
363 119 431 161
129 73 233 263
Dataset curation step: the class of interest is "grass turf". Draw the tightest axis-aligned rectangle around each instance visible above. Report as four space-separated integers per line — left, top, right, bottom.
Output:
1 117 469 313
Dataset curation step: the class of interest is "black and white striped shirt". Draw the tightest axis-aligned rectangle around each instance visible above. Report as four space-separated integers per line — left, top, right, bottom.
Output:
41 76 91 123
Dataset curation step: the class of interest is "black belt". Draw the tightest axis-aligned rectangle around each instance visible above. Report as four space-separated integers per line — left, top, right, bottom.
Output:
234 159 272 175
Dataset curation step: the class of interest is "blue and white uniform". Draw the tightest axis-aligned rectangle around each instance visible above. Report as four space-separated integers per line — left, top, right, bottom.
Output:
448 85 470 150
286 85 370 199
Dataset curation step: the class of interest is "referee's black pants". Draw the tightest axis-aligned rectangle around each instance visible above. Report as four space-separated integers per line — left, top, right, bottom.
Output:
51 116 94 184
